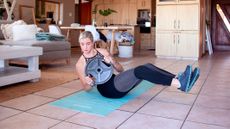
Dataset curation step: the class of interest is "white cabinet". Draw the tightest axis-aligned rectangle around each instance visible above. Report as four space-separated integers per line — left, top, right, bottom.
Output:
177 31 199 57
156 31 199 58
156 3 200 59
177 5 199 30
156 31 175 56
156 5 176 30
156 4 199 31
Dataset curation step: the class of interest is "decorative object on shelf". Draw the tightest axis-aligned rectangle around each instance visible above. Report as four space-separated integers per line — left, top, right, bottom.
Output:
0 0 16 21
98 8 117 27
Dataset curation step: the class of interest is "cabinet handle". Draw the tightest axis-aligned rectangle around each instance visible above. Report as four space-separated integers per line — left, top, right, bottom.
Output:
173 34 176 44
178 34 180 44
174 20 176 29
178 20 180 29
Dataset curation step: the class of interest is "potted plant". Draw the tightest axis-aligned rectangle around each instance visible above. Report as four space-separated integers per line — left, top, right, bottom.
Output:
118 32 135 58
98 8 117 27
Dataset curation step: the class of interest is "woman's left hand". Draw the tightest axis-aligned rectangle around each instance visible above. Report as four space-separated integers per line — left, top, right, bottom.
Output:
104 56 113 64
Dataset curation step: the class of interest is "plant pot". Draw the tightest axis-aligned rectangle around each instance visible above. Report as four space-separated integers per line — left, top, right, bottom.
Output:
118 45 133 58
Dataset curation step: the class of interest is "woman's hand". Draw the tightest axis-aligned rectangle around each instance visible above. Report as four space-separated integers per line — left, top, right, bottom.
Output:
104 55 124 73
85 75 95 87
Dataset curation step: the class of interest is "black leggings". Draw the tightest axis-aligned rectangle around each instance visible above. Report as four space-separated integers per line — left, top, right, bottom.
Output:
97 63 176 98
134 63 175 85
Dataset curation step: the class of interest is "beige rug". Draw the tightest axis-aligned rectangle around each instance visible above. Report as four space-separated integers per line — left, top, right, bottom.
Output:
0 70 78 103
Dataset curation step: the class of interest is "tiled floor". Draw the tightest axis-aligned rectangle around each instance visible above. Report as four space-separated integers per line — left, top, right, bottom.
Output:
1 49 230 129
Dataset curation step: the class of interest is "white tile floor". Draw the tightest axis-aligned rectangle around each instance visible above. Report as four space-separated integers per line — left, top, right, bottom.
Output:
0 49 230 129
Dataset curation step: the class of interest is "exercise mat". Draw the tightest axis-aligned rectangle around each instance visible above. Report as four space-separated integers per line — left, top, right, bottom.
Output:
50 80 155 116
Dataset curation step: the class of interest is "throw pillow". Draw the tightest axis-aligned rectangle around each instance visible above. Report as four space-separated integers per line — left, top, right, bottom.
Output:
0 20 27 40
12 24 37 41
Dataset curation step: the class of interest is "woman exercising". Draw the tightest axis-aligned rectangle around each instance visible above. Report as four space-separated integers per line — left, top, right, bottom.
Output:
76 31 200 98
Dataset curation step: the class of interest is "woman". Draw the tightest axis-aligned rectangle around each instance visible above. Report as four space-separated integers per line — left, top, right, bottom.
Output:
76 31 200 98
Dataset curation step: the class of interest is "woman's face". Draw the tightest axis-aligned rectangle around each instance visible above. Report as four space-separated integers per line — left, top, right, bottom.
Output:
79 38 94 54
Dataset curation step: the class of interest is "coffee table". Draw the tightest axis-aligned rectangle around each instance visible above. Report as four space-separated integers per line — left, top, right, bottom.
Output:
0 45 43 86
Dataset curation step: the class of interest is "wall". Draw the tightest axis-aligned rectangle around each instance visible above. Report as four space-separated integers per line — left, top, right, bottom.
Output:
13 0 35 23
12 0 75 26
61 0 75 26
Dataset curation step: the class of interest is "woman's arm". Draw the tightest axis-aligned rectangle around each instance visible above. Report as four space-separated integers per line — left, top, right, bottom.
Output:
76 57 94 91
108 56 124 73
98 48 124 73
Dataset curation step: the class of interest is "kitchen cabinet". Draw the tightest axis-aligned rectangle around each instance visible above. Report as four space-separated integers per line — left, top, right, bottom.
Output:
156 2 200 59
156 4 199 31
92 4 105 26
157 0 199 5
137 0 151 9
156 31 198 58
140 27 155 50
92 0 137 26
121 3 137 25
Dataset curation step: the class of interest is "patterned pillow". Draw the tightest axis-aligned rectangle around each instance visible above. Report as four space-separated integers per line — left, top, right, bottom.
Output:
0 20 27 40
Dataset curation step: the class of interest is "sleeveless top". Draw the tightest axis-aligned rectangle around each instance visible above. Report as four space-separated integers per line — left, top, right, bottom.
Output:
82 50 104 64
83 50 140 98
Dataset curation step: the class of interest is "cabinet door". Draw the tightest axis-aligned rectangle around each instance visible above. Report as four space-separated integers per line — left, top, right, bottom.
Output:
137 0 151 9
156 5 177 30
121 4 129 25
157 0 199 4
178 0 199 4
176 31 199 58
103 4 113 25
128 3 137 25
157 0 177 5
95 4 105 26
103 0 112 4
177 4 199 31
156 31 176 56
110 4 122 25
128 0 137 4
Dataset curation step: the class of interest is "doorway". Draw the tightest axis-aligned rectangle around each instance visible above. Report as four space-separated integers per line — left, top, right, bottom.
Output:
75 1 92 25
211 0 230 51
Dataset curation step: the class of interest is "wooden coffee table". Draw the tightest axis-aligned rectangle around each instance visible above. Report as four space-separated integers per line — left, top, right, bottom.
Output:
0 45 43 86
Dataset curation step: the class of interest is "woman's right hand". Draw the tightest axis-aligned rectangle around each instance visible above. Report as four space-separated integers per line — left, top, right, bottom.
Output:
85 75 95 87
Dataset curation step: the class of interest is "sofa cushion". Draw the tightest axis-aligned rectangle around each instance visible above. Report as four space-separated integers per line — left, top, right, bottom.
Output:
12 24 37 41
0 20 14 40
0 40 71 52
1 20 27 40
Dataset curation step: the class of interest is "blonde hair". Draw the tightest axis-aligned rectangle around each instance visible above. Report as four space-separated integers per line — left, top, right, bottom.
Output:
79 31 94 43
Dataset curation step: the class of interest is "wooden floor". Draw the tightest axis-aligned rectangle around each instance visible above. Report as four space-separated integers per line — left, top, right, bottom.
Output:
0 48 230 129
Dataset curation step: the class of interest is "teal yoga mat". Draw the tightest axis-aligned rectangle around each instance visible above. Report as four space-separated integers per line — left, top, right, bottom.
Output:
50 80 154 116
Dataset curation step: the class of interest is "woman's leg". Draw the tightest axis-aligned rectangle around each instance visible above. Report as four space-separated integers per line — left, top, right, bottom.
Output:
143 63 176 77
134 64 176 86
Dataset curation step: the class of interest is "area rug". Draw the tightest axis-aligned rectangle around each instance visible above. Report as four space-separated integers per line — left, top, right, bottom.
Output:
50 80 155 116
0 70 78 103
